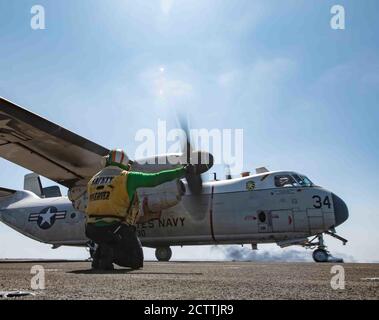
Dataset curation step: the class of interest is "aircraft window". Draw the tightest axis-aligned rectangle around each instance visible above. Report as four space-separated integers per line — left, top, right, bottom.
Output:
293 174 305 186
293 174 314 187
275 175 297 187
258 211 266 223
300 175 314 187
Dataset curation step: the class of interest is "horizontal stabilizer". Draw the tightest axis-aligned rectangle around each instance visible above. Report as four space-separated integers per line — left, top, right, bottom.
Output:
43 186 62 198
24 173 62 198
0 187 16 199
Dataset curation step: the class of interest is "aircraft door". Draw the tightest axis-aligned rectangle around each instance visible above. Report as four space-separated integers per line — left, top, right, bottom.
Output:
307 208 324 233
292 211 309 232
271 210 294 232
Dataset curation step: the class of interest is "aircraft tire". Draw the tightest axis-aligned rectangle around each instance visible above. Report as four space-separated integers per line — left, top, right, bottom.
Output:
155 247 172 262
312 249 329 263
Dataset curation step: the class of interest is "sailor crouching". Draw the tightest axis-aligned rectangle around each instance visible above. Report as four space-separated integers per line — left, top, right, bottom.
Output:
85 149 187 270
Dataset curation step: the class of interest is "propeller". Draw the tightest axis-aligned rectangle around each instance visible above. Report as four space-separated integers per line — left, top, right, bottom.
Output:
177 114 213 196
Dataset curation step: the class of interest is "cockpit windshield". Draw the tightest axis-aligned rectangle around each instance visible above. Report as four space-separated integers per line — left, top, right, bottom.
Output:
292 174 314 187
274 175 297 187
275 174 314 188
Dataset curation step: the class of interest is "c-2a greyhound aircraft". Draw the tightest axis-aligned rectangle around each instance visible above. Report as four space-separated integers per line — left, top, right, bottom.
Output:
0 97 349 263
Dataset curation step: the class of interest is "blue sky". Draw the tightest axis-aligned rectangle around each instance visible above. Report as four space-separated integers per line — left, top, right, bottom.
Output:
0 0 378 262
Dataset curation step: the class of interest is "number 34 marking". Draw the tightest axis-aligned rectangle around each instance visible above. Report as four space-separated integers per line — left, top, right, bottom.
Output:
312 195 331 209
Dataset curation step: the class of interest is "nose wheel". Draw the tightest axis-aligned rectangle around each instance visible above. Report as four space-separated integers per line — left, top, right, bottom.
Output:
312 233 331 263
306 233 346 263
312 248 330 263
155 247 172 262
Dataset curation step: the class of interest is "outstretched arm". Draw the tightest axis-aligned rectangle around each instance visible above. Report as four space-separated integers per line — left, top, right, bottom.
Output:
127 167 186 199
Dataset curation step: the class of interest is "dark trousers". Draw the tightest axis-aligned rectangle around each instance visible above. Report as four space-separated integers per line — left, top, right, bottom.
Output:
86 222 144 269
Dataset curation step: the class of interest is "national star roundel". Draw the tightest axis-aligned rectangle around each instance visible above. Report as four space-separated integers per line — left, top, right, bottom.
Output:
28 206 67 230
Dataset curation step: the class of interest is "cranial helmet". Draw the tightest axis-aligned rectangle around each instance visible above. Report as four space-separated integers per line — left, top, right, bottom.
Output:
101 149 130 169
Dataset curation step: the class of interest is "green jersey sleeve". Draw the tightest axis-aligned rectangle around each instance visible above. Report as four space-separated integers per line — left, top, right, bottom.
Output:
126 166 186 200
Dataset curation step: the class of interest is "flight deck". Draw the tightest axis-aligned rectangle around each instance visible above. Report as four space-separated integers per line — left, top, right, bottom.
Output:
0 261 378 300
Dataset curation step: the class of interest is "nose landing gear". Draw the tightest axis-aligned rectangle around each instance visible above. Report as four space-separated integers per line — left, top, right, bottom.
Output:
312 248 330 263
312 233 331 263
305 232 348 263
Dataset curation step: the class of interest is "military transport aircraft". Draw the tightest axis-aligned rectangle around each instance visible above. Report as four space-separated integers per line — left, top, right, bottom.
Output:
0 97 349 263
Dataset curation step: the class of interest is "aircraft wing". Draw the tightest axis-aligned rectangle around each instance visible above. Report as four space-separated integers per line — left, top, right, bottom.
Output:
0 97 109 188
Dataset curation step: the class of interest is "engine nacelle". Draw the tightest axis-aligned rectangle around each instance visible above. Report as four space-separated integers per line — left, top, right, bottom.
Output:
68 180 185 214
138 180 185 214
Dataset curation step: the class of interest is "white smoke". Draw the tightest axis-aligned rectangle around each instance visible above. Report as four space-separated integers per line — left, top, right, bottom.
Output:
214 246 355 263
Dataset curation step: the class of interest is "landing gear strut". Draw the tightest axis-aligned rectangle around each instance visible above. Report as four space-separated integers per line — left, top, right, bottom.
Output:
312 234 329 263
305 232 347 263
86 241 98 260
155 247 172 262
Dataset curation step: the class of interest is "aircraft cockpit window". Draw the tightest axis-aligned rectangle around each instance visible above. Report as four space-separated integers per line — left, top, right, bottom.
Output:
274 175 297 187
293 174 314 187
300 175 314 186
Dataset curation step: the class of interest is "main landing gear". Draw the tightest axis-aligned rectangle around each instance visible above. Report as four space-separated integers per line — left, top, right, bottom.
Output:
87 241 97 260
305 231 348 263
155 247 172 262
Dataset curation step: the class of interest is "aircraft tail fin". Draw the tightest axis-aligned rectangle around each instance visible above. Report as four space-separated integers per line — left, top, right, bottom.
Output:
256 167 269 174
24 173 43 197
23 173 62 198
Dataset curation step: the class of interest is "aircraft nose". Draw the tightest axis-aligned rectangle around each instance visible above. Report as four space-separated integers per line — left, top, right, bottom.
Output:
332 193 349 227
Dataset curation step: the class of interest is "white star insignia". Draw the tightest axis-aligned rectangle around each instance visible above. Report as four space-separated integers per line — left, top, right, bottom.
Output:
39 208 56 226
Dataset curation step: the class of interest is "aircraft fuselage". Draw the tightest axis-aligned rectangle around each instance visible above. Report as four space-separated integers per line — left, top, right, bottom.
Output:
0 171 348 250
